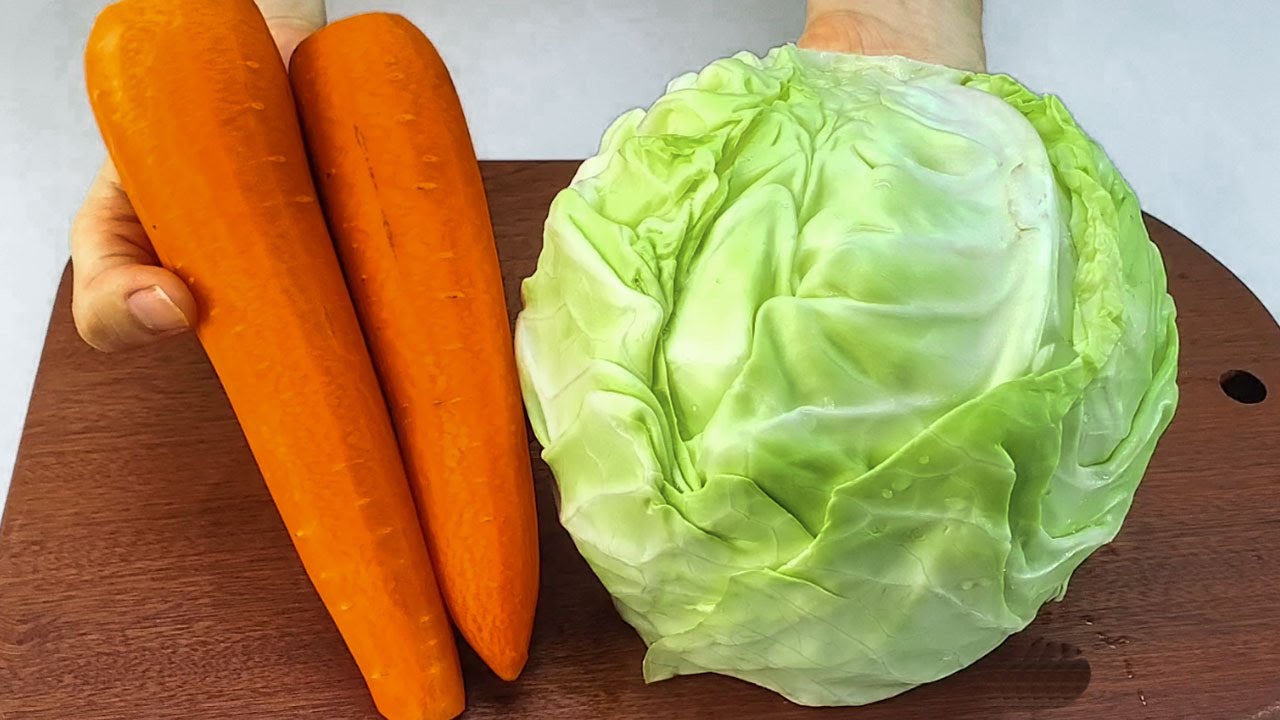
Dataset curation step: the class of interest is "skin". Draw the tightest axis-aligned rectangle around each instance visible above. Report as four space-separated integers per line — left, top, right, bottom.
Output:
800 0 985 71
70 0 984 351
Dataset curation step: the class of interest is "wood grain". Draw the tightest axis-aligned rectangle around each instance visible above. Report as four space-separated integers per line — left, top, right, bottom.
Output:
2 161 1278 720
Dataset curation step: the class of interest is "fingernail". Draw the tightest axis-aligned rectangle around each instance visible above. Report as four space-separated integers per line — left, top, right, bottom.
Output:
127 286 190 333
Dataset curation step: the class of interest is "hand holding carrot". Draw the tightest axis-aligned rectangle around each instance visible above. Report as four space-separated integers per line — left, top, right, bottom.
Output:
84 2 466 716
70 0 326 352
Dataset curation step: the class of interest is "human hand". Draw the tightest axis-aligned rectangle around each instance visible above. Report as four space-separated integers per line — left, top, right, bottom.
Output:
71 0 326 352
799 0 986 72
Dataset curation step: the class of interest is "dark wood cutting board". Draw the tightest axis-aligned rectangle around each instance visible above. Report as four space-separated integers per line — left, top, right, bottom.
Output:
2 162 1278 720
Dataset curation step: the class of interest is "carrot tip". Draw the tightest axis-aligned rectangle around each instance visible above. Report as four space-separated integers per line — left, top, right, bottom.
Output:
481 649 529 682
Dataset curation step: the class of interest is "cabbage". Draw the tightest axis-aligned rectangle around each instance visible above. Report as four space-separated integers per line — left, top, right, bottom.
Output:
514 45 1178 706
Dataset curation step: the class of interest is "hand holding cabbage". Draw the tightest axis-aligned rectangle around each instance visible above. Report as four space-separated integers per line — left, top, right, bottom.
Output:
515 43 1177 707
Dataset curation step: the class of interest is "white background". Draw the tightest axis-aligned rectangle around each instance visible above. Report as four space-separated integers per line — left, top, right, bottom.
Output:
2 1 1277 513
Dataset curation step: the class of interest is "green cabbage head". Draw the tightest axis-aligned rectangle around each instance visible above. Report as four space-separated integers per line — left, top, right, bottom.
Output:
515 45 1178 706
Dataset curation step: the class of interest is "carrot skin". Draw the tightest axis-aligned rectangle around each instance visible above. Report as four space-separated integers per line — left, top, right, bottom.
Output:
84 2 464 717
290 13 540 680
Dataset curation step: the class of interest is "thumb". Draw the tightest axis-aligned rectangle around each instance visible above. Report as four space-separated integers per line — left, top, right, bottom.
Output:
71 162 198 352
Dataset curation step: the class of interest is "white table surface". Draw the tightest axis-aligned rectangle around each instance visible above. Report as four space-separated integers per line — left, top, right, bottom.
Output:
2 1 1277 513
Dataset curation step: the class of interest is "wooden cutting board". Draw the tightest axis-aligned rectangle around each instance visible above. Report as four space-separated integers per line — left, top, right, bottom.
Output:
1 162 1278 720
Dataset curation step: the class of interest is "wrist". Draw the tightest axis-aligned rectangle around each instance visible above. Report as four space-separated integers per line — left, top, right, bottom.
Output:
800 0 986 72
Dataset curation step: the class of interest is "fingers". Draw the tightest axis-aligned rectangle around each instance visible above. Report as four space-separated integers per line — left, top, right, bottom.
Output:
256 0 327 63
71 161 198 352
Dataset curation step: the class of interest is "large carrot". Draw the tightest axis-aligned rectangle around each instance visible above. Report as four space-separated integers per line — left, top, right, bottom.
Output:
290 13 539 680
84 2 464 717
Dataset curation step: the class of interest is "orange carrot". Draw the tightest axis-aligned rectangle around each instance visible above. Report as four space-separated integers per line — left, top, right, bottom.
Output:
84 2 464 717
290 13 539 680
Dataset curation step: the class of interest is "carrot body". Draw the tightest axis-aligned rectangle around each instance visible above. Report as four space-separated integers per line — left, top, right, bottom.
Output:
84 2 464 718
290 14 539 680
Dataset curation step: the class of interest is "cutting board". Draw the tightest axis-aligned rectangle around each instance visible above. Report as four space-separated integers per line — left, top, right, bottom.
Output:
2 162 1278 720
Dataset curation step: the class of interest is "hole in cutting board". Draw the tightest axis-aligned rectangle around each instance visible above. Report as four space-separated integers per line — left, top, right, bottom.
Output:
1220 370 1267 404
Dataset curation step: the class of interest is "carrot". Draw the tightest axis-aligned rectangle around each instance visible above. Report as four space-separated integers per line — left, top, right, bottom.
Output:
84 2 464 718
290 13 540 680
